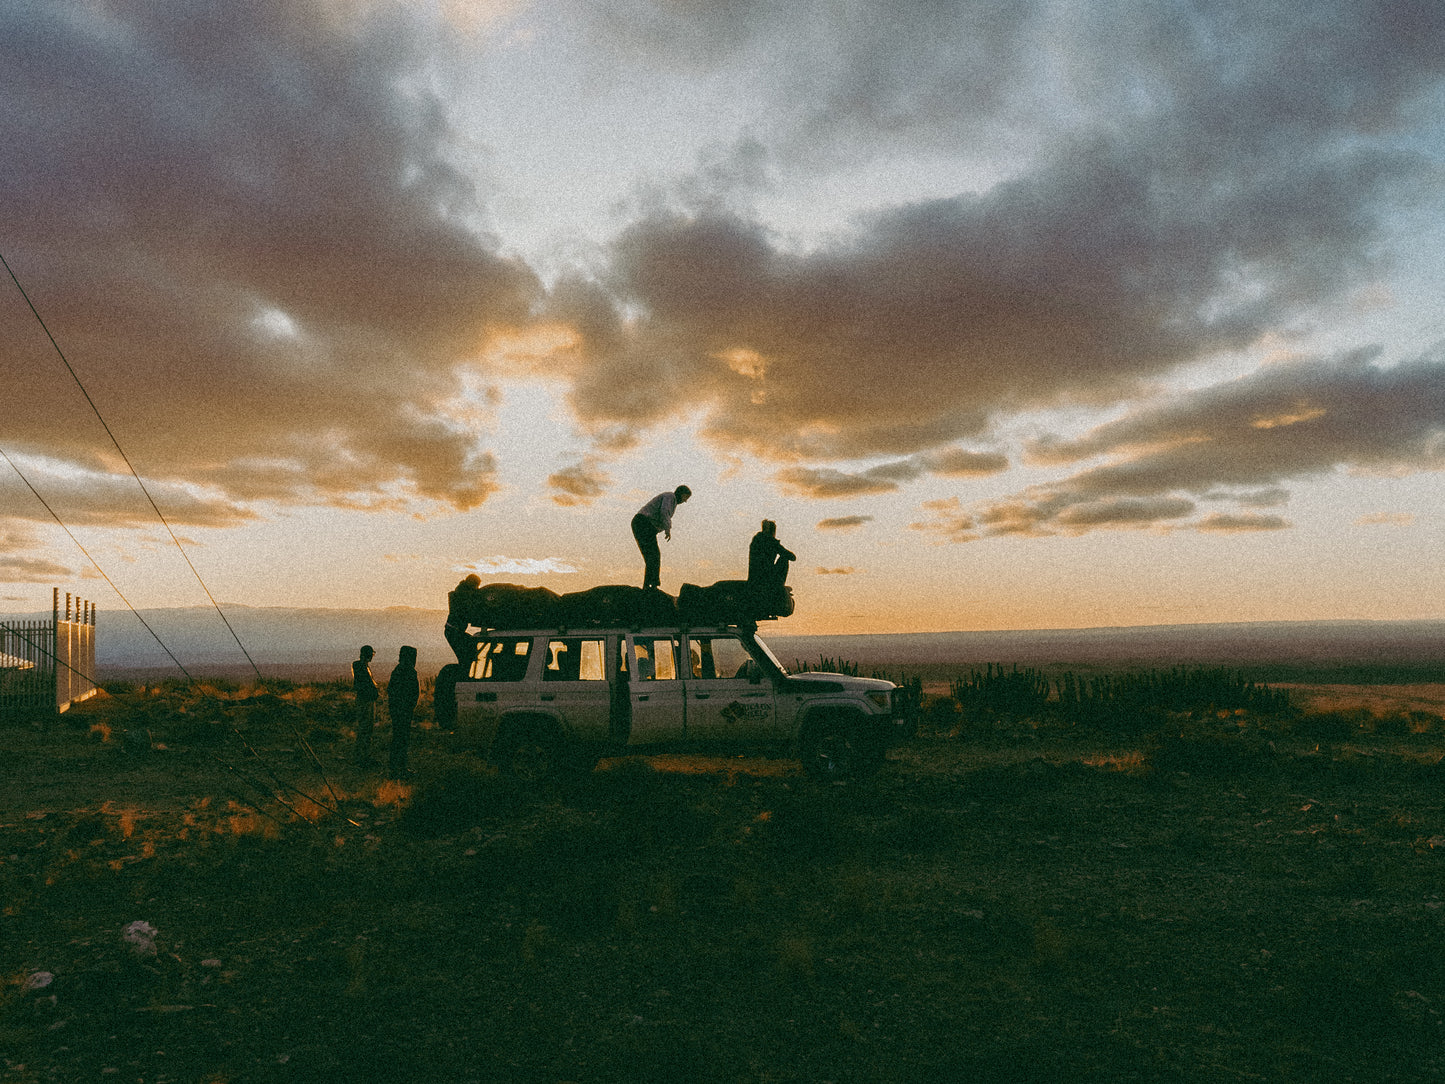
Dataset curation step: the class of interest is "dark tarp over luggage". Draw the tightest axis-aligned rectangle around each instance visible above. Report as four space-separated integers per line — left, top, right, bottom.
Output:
456 578 786 631
556 585 676 627
677 580 793 624
462 584 561 629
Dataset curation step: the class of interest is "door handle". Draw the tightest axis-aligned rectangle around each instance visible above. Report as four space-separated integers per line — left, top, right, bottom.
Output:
540 693 555 701
694 693 711 700
637 694 650 702
476 692 496 702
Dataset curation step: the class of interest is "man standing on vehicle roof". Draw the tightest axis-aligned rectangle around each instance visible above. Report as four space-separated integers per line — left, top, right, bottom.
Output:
631 485 691 590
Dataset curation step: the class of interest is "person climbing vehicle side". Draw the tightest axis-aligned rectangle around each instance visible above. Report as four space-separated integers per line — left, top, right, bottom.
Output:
445 573 482 666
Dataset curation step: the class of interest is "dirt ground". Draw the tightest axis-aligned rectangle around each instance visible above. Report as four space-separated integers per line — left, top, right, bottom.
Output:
1281 683 1445 717
4 683 1445 1082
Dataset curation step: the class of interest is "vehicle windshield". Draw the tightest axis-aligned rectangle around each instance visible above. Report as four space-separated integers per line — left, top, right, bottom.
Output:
742 631 788 677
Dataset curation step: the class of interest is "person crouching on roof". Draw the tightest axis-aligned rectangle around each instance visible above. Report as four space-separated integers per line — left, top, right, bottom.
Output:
748 519 796 612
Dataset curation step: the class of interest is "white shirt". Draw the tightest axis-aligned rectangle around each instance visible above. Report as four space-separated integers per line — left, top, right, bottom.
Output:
637 491 677 532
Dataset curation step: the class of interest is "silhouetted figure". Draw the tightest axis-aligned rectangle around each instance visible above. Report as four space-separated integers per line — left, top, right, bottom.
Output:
446 573 482 665
387 645 419 779
748 519 795 593
632 485 691 590
352 645 380 766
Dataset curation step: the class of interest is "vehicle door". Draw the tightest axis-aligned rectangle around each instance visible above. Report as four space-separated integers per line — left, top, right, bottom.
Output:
539 635 611 741
456 635 538 740
681 632 776 740
626 633 686 743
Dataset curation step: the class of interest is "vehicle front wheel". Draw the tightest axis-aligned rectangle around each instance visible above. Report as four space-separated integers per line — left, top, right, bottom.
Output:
799 715 882 782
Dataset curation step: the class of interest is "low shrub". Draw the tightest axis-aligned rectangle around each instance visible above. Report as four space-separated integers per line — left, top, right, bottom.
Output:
1292 709 1365 744
398 767 528 837
1146 720 1274 776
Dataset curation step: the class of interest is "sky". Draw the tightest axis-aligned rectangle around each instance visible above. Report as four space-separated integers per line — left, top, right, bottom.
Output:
1 0 1443 639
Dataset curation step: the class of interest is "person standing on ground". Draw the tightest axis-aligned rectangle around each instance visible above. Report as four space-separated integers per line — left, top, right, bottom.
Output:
445 573 482 666
631 485 691 590
386 645 419 780
352 644 380 766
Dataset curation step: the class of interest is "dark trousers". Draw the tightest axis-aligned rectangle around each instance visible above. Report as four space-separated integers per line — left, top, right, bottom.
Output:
354 700 377 763
445 622 475 666
388 708 413 777
631 513 661 589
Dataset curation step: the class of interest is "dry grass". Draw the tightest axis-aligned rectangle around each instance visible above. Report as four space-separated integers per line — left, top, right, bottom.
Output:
3 680 1445 1081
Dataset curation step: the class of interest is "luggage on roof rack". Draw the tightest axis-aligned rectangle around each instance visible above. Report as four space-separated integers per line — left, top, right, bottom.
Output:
463 583 561 630
458 577 789 631
677 580 793 624
556 585 676 627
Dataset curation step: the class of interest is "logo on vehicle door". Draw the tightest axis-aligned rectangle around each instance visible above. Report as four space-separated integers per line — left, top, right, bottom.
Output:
721 700 770 724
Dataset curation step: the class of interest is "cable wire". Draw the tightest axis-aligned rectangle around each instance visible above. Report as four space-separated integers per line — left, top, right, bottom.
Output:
0 445 193 679
0 246 262 682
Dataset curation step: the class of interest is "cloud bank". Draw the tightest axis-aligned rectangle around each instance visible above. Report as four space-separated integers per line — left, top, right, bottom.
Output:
913 349 1445 539
1 0 538 531
3 0 1443 575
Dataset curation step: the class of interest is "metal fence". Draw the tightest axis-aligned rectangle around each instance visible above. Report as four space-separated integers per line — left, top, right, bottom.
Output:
0 588 98 718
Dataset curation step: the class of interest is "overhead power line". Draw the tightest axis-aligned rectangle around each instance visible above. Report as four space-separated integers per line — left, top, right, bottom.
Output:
0 445 193 679
0 246 261 681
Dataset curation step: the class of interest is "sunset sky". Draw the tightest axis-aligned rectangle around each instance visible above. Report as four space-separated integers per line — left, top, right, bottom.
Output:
2 0 1443 637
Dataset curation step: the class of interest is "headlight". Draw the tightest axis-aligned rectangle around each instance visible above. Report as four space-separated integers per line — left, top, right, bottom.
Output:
866 690 891 712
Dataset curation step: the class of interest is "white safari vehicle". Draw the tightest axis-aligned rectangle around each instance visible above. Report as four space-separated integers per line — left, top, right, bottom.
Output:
435 623 915 782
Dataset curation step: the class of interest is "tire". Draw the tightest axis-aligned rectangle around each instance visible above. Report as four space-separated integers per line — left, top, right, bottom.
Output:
799 713 883 782
433 663 463 730
493 717 574 784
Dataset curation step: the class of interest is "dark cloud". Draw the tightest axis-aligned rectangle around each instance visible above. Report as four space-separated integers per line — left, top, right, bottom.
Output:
550 2 1445 486
910 497 976 542
0 459 257 529
547 460 613 507
580 0 1054 169
0 0 539 524
777 462 923 499
1196 513 1291 533
814 566 856 575
816 515 873 532
774 447 1006 499
585 1 1445 167
0 554 77 584
0 526 76 583
922 448 1009 477
925 349 1445 538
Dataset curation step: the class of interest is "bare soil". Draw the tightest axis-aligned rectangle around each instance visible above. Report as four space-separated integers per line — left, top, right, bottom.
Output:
4 683 1445 1083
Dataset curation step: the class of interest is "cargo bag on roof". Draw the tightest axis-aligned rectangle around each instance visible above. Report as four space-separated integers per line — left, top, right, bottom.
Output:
551 584 679 627
469 584 561 630
678 579 794 623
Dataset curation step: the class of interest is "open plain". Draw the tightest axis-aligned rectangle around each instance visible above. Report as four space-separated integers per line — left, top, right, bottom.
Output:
4 673 1445 1083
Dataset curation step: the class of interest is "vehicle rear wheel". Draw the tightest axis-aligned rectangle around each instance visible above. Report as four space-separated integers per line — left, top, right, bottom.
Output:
495 722 561 783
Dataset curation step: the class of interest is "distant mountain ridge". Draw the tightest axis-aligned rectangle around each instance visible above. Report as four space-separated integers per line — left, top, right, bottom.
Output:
3 603 1439 682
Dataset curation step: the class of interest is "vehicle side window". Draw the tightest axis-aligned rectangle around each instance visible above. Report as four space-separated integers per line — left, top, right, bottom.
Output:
690 636 754 680
634 637 678 681
545 638 606 681
470 638 532 681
